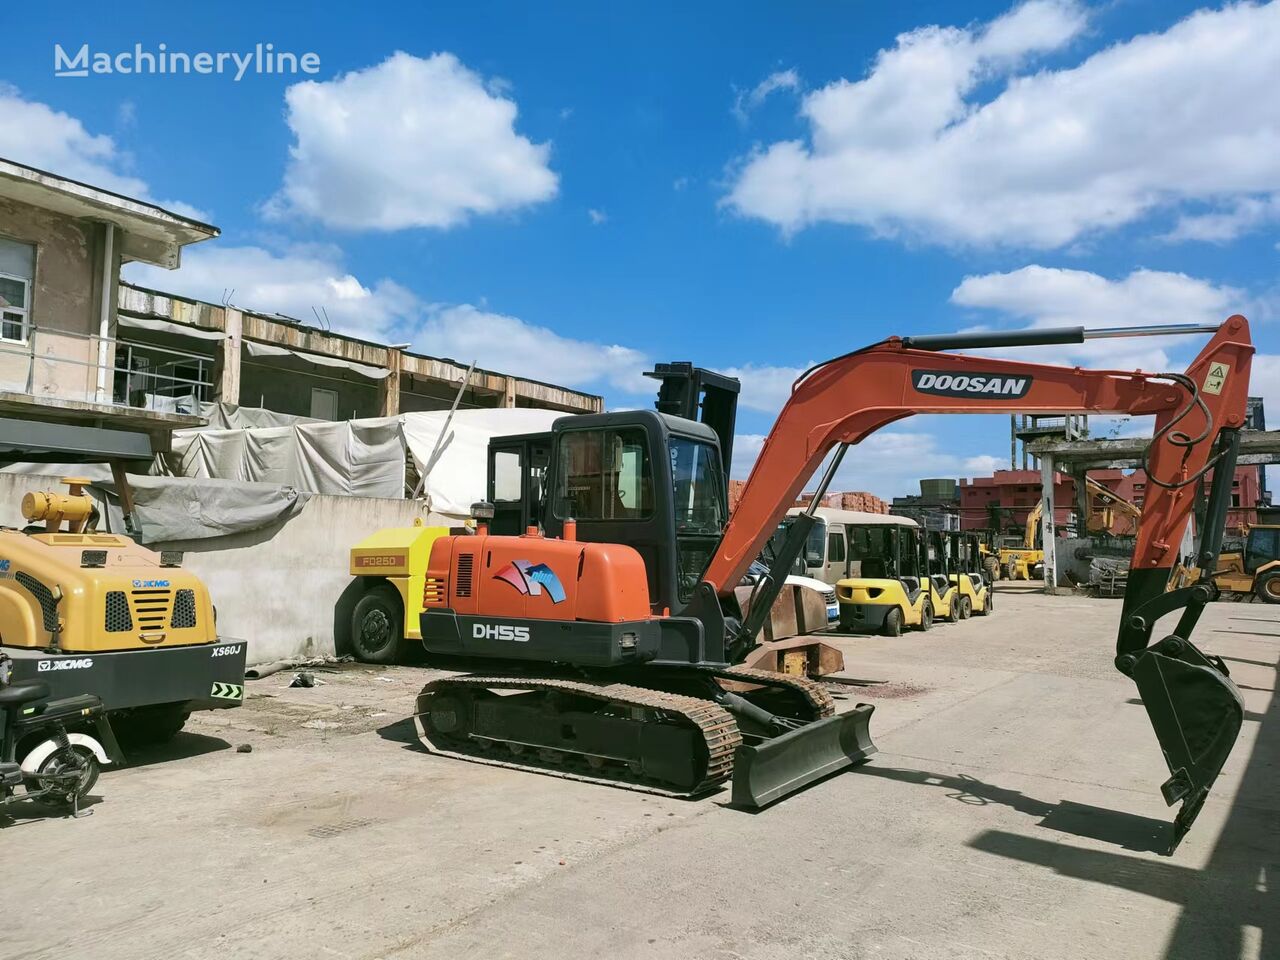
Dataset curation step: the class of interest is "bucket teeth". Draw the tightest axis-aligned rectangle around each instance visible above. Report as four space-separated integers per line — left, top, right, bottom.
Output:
1129 638 1244 852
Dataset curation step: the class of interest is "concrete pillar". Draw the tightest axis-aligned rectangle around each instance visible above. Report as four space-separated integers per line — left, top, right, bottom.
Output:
216 308 242 405
379 348 402 416
1040 453 1058 593
502 377 516 408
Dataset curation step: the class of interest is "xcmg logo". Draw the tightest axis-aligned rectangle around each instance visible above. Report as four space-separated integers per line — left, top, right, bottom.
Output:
472 623 531 642
133 579 170 588
911 371 1032 399
38 658 93 672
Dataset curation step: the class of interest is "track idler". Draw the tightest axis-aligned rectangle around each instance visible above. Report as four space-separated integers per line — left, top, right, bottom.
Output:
1118 635 1244 852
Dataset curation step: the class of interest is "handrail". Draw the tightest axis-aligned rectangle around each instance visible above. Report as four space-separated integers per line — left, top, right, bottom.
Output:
0 322 214 409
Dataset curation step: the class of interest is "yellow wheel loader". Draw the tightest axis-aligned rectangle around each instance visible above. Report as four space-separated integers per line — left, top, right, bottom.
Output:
1171 523 1280 602
836 520 934 636
0 478 246 753
997 501 1044 580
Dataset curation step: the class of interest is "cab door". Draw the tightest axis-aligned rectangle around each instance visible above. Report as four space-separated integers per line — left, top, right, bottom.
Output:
824 526 848 585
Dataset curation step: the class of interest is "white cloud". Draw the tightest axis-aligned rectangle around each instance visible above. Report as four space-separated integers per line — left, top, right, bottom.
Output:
124 245 420 340
950 264 1251 370
1163 195 1280 243
270 52 558 230
417 304 651 394
724 1 1280 247
719 362 810 414
732 428 1004 499
587 208 608 225
732 69 801 123
0 85 206 221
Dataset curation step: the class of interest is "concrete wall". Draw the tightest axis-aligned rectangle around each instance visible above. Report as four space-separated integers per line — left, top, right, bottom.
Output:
0 472 436 666
0 195 116 400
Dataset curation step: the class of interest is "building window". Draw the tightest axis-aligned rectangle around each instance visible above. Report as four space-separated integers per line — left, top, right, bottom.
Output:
0 236 36 343
310 387 338 420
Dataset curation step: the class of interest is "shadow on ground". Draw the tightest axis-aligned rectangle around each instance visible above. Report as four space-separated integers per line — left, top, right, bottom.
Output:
118 732 232 769
969 648 1279 960
854 765 1171 854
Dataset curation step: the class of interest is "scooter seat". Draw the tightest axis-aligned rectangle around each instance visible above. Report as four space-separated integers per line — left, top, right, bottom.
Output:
0 682 50 707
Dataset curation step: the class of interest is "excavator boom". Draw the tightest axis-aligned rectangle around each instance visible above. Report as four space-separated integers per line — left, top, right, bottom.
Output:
705 317 1253 850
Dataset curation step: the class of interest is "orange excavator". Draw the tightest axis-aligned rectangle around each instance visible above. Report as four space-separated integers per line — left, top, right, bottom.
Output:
411 317 1252 852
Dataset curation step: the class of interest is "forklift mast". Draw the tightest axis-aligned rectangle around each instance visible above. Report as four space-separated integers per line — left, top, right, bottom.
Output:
643 362 741 479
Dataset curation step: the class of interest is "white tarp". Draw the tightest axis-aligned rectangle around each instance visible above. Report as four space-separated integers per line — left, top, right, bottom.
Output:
170 408 564 512
173 416 406 498
117 314 227 341
401 408 562 516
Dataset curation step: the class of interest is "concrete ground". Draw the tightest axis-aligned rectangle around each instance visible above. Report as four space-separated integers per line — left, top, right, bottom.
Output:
5 588 1276 960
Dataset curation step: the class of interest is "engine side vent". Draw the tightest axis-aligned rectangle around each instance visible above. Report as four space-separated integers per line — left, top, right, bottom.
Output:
15 572 59 633
455 553 475 598
105 591 134 632
171 589 197 628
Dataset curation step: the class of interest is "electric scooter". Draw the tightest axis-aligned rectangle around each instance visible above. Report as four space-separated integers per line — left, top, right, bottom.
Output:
0 652 117 818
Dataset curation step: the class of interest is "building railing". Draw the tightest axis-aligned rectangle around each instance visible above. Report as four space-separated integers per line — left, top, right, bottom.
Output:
0 323 214 412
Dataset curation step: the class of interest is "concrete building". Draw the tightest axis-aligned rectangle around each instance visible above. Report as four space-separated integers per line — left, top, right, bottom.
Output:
960 465 1264 538
0 156 217 454
891 478 959 531
116 283 602 420
0 154 600 457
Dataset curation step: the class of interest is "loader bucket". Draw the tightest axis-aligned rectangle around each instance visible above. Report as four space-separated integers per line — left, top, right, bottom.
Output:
1128 637 1244 852
730 703 876 809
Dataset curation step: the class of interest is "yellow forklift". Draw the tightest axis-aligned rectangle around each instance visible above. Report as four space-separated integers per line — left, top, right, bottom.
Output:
836 519 934 636
924 529 963 622
948 531 994 617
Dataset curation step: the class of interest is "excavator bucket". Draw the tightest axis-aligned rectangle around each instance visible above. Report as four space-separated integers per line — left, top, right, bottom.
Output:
1129 636 1245 852
730 703 876 808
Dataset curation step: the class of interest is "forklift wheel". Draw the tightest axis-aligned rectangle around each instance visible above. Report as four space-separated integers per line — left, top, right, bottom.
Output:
1254 571 1280 604
976 591 992 616
918 600 934 632
957 596 972 620
882 608 903 637
351 583 406 664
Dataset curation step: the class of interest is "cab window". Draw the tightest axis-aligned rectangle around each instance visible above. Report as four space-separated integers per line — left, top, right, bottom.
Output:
555 429 653 520
827 531 846 564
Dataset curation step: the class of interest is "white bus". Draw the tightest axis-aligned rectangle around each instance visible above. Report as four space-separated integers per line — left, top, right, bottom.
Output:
771 508 920 587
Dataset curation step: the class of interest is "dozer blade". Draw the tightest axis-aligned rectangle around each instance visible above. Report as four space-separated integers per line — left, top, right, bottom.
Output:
730 703 876 809
1128 637 1244 853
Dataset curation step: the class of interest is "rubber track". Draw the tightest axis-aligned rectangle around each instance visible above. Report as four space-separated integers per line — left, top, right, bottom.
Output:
414 675 743 798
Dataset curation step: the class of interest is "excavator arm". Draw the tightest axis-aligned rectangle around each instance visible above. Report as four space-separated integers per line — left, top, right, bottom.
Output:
703 316 1253 851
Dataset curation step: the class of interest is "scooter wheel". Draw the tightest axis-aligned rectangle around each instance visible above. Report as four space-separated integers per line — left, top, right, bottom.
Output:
31 746 99 806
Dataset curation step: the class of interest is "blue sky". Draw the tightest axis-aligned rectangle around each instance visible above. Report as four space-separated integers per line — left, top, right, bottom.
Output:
5 1 1279 496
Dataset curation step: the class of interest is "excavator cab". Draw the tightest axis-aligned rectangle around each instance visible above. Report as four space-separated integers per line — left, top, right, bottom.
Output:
486 410 730 620
835 521 934 635
924 529 962 621
947 531 993 617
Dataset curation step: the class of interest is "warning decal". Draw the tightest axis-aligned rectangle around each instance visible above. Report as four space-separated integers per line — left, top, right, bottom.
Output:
1203 361 1229 396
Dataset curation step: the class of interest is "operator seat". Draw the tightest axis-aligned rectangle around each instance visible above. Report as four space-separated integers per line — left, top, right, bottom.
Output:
0 681 50 708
